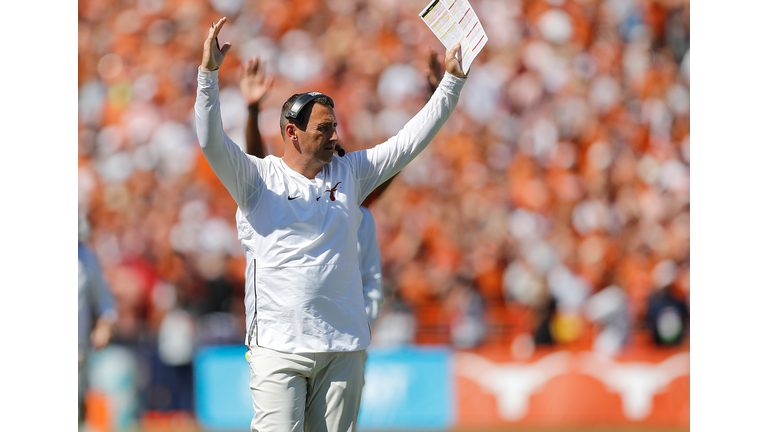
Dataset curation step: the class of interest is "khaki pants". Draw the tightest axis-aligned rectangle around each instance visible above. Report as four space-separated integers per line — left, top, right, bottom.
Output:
248 334 365 432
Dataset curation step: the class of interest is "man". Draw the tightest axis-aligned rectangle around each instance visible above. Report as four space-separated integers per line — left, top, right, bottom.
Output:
236 53 443 338
236 57 387 339
195 17 468 432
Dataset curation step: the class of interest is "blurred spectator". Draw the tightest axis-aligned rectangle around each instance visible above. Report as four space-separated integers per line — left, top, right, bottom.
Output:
644 284 688 346
585 284 631 356
373 288 417 347
445 275 487 349
644 259 689 345
533 296 557 346
78 215 117 426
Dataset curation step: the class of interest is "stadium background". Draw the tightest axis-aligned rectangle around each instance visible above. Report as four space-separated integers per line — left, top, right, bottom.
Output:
77 0 690 430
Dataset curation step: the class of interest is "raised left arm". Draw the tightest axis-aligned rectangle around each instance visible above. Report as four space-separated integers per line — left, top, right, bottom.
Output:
354 43 468 202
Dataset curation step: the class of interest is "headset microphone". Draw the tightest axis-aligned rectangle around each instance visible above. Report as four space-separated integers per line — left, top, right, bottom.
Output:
336 145 345 157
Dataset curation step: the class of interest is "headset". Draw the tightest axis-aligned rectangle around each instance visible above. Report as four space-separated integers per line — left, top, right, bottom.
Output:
285 92 344 156
284 92 334 120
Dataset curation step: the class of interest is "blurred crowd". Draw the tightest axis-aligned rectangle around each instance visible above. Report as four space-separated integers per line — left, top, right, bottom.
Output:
78 0 689 409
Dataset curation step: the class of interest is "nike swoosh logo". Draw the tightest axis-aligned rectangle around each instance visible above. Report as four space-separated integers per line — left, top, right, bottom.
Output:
288 195 301 201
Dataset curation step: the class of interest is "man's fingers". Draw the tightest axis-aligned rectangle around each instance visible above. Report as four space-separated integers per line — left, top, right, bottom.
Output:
220 43 232 56
443 41 468 78
213 17 228 37
201 17 229 71
210 17 228 51
205 28 216 48
447 41 461 60
205 17 227 50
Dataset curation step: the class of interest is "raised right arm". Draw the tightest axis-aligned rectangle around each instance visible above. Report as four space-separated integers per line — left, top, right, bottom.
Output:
195 18 261 211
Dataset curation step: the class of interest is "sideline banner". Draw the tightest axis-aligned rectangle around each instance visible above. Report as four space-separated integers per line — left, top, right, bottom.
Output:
358 346 454 430
192 345 689 430
194 345 252 430
454 347 689 429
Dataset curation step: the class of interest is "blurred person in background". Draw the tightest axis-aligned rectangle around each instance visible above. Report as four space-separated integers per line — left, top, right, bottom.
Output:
585 282 631 356
445 274 487 349
78 216 117 428
371 288 417 346
644 283 688 346
645 260 689 346
196 17 468 432
534 296 558 346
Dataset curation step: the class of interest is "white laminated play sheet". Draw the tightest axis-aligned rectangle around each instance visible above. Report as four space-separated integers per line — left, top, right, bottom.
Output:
419 0 488 75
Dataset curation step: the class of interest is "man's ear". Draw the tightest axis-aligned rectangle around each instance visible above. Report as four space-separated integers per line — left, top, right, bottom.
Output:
285 123 298 142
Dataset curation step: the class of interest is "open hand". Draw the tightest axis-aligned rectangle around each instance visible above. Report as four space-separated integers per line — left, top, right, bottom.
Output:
201 17 232 71
445 42 468 79
240 57 274 109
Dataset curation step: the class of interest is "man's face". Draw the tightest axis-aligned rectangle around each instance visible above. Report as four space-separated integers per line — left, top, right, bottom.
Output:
296 103 339 165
